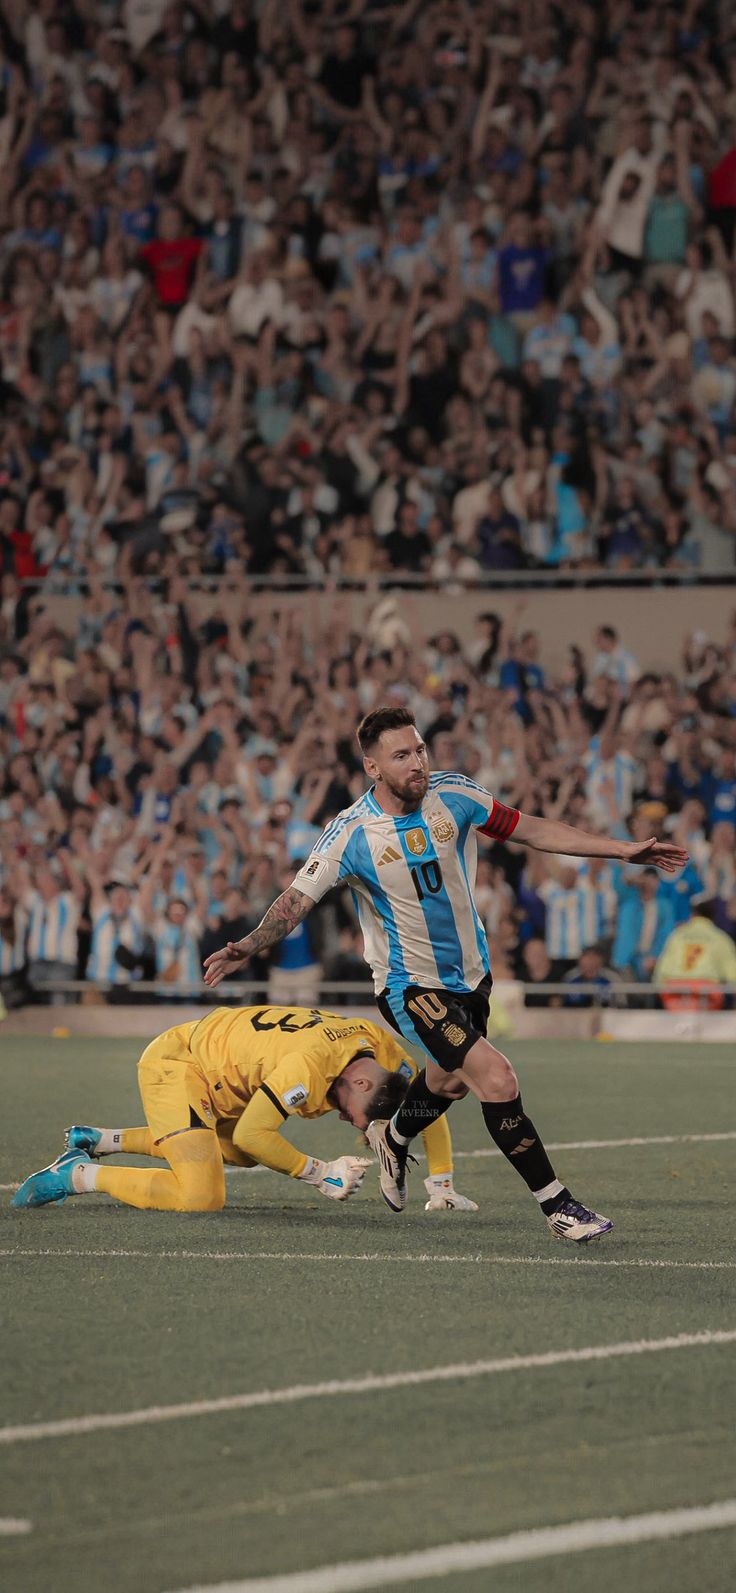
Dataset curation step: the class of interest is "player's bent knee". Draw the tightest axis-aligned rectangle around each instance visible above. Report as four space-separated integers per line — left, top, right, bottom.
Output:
190 1187 226 1213
498 1058 519 1095
178 1175 226 1212
167 1136 227 1212
462 1038 519 1100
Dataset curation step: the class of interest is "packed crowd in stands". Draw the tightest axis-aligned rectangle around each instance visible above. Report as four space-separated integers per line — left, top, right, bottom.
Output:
1 1 736 1008
1 0 736 584
1 581 735 1005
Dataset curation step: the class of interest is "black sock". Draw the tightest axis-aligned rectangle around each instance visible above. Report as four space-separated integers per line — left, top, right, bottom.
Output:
481 1095 570 1212
390 1070 453 1145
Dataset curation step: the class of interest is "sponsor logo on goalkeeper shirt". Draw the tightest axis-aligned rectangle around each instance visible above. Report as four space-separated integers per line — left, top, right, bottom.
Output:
282 1083 308 1109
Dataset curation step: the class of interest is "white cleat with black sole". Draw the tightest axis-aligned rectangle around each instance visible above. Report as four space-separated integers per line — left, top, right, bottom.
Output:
365 1119 411 1212
546 1197 614 1243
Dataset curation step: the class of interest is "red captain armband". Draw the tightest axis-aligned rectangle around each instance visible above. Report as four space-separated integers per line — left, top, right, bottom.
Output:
479 801 520 842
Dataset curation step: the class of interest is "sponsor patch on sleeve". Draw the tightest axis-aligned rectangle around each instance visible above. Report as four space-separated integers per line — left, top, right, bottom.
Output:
282 1082 309 1109
303 856 326 879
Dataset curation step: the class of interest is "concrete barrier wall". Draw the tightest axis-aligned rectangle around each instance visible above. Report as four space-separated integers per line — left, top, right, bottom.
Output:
4 998 734 1043
38 585 736 677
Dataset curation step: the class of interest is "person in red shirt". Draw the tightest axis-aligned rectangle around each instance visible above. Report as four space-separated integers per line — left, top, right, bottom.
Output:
139 204 203 310
0 495 42 581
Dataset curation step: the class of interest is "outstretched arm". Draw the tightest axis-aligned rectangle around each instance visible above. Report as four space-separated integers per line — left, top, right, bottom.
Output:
202 887 313 987
513 813 689 874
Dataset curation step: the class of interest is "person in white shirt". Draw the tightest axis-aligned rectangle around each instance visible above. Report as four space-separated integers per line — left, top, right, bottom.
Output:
676 241 735 339
591 625 640 687
228 253 284 339
451 460 494 546
594 118 662 264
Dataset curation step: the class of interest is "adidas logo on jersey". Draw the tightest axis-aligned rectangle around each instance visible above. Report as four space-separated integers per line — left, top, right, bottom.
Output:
377 846 402 866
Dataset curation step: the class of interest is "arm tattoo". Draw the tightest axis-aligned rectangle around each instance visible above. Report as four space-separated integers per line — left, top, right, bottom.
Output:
246 888 312 956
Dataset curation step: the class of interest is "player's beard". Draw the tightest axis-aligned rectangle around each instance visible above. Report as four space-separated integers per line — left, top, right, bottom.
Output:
384 770 429 809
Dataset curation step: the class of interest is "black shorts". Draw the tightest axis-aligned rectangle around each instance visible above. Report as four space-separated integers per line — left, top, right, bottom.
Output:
377 975 493 1072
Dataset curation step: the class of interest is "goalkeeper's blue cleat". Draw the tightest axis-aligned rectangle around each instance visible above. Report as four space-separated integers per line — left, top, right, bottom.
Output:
546 1198 613 1243
65 1124 104 1156
11 1149 91 1209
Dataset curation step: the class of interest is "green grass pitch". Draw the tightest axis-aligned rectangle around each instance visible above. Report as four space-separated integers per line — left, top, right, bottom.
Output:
1 1036 735 1593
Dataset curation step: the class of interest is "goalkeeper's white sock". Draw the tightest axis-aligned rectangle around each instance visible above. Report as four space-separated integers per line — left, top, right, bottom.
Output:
72 1162 99 1194
96 1129 125 1155
425 1173 454 1192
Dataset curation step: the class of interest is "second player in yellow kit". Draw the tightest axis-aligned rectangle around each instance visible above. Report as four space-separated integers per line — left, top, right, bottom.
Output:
14 1006 478 1214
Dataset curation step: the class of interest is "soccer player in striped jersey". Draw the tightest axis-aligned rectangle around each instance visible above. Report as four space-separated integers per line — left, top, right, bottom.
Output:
204 707 688 1243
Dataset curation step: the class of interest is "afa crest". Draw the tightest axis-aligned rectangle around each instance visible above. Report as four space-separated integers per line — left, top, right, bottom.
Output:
430 818 454 845
405 828 428 856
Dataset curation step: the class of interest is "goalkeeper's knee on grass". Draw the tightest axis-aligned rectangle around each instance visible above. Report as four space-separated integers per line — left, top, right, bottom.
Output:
81 1129 227 1212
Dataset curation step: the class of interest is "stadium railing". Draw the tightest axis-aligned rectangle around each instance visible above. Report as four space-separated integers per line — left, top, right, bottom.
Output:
20 570 736 594
12 980 736 1007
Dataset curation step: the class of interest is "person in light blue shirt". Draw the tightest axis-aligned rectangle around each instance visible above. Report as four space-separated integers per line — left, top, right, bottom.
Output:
709 749 736 826
660 859 705 927
522 302 576 379
205 707 687 1243
153 900 203 993
23 867 80 1003
539 868 610 969
611 868 675 977
88 882 145 989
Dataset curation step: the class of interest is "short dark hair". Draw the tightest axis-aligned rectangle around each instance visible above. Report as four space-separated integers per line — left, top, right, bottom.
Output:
357 705 416 754
366 1071 410 1120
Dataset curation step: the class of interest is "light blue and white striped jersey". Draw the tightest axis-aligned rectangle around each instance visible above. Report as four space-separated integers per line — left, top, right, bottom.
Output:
25 891 79 965
583 735 639 825
153 915 202 988
576 861 618 933
539 880 609 962
0 906 28 976
293 774 519 995
88 905 144 984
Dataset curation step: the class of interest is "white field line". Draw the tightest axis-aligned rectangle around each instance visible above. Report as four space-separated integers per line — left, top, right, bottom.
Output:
454 1129 736 1159
168 1500 736 1592
3 1128 734 1195
0 1518 31 1536
1 1246 735 1272
0 1329 733 1447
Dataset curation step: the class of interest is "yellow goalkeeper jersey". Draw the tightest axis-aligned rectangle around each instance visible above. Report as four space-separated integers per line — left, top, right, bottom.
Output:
653 916 736 985
188 1005 416 1124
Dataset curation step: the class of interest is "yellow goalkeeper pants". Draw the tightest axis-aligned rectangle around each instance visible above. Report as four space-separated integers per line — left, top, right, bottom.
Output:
96 1129 225 1212
95 1029 231 1212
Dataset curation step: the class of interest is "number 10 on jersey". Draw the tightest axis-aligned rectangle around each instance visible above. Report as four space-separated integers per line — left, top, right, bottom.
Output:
410 860 443 901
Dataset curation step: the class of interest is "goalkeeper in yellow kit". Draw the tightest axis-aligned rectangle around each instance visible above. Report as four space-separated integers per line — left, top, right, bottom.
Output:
11 1005 477 1214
